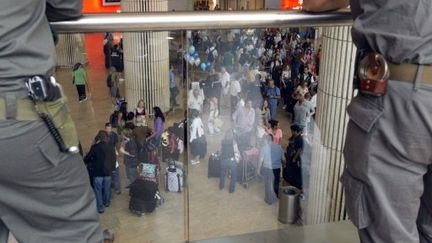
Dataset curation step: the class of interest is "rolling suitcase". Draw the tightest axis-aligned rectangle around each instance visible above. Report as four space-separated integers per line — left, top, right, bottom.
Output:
208 152 221 178
129 179 158 215
165 162 184 192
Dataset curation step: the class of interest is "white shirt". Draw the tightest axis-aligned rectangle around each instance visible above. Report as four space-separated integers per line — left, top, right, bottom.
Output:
188 92 204 112
208 100 219 121
282 70 291 80
220 71 231 94
257 47 266 57
190 117 205 142
229 80 241 96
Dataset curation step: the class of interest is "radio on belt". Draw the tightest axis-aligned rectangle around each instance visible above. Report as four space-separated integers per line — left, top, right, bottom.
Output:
358 53 390 96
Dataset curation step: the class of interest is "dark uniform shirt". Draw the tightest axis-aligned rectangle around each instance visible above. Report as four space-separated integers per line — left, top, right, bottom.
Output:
0 1 82 134
0 0 82 93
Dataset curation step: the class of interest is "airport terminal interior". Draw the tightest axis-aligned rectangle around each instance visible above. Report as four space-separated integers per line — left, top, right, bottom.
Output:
8 2 360 242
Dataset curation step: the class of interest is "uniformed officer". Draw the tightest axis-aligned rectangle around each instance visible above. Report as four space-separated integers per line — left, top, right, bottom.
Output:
304 0 432 242
0 1 103 242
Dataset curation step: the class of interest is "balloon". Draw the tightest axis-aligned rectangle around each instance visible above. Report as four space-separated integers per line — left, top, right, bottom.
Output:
188 45 195 55
195 58 201 66
188 57 195 65
200 62 207 71
193 52 199 58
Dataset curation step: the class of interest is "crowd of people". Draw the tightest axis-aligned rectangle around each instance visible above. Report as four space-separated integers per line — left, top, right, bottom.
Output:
83 96 184 214
182 27 319 202
82 26 320 216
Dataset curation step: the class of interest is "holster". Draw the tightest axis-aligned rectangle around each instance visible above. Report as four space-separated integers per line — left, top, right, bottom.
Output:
35 97 79 151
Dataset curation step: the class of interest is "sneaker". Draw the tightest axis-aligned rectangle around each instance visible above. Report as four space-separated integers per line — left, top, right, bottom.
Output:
98 210 105 214
82 97 88 102
282 105 287 110
104 203 110 207
115 191 121 195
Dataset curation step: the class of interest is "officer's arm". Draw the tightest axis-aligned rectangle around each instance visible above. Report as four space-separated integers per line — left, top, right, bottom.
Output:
46 0 82 22
303 0 349 12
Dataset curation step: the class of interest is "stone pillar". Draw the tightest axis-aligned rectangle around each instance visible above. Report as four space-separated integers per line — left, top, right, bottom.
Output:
55 34 87 68
122 0 170 113
306 26 356 224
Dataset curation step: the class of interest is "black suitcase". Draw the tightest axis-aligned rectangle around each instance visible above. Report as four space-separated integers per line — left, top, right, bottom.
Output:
208 152 221 178
129 179 158 214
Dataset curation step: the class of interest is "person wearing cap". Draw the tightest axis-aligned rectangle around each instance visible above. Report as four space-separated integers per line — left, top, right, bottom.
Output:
0 1 103 241
304 1 432 242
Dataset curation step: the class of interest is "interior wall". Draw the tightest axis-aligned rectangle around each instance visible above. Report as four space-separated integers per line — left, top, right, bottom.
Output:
264 0 280 9
168 0 192 11
226 0 265 10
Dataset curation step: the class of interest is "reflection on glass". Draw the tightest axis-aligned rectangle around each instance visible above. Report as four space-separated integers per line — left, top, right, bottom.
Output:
185 27 319 240
54 25 321 242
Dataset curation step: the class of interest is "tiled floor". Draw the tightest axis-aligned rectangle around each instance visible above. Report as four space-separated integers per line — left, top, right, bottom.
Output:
8 33 358 243
57 33 293 242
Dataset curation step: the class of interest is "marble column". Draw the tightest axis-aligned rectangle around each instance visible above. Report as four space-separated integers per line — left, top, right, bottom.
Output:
306 26 356 225
55 34 87 68
122 0 170 113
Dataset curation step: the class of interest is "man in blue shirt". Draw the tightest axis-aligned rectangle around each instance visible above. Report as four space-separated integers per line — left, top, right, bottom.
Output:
266 80 281 120
258 135 284 205
169 65 179 108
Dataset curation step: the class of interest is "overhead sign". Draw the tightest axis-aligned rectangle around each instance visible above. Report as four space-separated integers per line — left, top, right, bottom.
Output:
282 0 302 9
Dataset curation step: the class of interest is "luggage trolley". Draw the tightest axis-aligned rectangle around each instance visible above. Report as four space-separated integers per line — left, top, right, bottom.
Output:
239 147 260 188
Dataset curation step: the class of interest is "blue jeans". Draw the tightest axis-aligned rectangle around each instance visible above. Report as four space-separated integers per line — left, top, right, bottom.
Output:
269 100 278 120
219 158 237 193
125 166 138 185
93 176 111 212
111 167 121 193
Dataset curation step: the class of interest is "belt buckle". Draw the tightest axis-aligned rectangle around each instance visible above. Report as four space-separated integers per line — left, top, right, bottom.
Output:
358 53 390 96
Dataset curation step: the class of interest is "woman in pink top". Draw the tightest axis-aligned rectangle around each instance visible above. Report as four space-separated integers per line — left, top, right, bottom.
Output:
267 120 283 144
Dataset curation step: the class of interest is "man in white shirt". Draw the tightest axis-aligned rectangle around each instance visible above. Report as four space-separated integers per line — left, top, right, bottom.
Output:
187 88 204 113
220 67 231 108
229 75 242 114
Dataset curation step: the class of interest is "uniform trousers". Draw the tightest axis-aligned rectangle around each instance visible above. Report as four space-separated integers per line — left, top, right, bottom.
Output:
0 120 102 243
343 80 432 243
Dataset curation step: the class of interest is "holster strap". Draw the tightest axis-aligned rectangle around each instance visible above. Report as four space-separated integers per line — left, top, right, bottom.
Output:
0 98 40 121
388 63 432 84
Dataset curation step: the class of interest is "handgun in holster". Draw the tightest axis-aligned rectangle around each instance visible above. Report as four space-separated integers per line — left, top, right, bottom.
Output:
25 76 79 153
355 49 390 96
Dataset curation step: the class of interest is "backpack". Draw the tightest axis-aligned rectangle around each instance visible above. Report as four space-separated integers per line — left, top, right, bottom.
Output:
106 74 112 88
